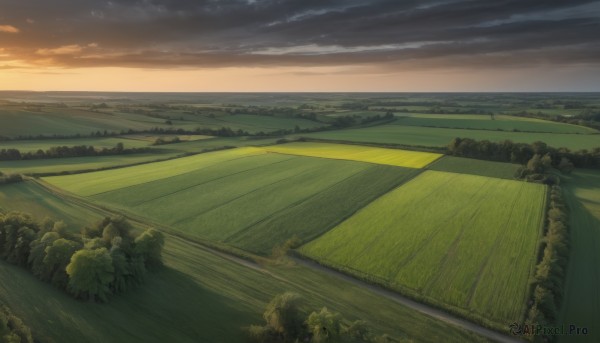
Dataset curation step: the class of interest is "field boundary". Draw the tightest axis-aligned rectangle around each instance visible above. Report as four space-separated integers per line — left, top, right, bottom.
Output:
290 254 523 343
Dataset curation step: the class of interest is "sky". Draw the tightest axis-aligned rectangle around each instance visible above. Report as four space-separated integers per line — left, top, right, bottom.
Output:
0 0 599 92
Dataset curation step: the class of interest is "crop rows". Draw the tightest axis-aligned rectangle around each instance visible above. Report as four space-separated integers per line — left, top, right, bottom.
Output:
300 170 546 324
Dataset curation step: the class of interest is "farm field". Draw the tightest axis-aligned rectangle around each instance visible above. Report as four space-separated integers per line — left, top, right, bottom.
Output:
300 123 600 150
0 137 281 175
0 181 481 343
0 106 172 137
0 181 102 228
45 150 417 254
394 114 597 134
300 171 546 325
264 142 442 168
43 147 268 195
428 156 521 179
560 169 600 342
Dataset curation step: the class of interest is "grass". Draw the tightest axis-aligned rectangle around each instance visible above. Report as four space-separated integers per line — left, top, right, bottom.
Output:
0 181 483 343
43 147 267 196
264 142 442 168
394 114 597 134
0 181 102 228
0 137 281 175
82 154 417 254
428 156 521 179
559 169 600 342
299 124 600 150
300 170 546 325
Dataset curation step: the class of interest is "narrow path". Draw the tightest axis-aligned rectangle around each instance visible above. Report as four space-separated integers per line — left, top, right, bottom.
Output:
291 257 523 343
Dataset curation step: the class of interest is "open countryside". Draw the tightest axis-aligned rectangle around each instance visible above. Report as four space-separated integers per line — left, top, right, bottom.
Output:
0 91 598 343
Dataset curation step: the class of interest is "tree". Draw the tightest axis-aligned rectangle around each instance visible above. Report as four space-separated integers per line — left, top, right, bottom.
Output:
527 154 543 173
558 157 574 174
134 229 165 268
28 232 60 279
102 223 120 245
541 153 553 170
43 238 81 288
263 292 305 341
306 307 342 343
66 248 114 302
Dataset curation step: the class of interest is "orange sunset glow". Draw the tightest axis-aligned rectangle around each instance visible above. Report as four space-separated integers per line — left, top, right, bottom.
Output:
1 1 599 91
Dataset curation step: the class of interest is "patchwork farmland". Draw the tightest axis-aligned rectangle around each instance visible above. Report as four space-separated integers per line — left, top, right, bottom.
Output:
44 145 421 254
1 92 596 343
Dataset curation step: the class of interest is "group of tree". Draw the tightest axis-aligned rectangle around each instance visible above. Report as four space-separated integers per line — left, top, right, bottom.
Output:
246 292 398 343
525 185 570 342
331 112 395 129
0 143 151 161
0 213 164 302
0 172 22 186
447 138 599 170
0 304 33 343
152 136 181 146
515 154 573 185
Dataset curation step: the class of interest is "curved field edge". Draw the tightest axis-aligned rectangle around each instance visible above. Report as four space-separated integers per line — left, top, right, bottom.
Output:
0 181 485 343
299 171 547 331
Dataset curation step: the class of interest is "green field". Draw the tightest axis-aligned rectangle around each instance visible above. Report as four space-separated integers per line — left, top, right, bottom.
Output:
264 142 442 168
0 181 482 343
428 156 521 179
300 171 546 325
43 147 267 195
0 106 170 137
0 182 102 228
300 124 600 150
0 137 281 175
46 149 417 254
560 169 600 342
394 114 597 134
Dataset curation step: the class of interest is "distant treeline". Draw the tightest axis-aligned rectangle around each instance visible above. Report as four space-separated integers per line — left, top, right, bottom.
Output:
514 110 600 131
447 138 600 169
0 143 151 161
0 213 164 302
525 185 570 341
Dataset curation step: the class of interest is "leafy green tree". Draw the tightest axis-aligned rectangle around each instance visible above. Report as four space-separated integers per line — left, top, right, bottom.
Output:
263 292 305 341
102 223 120 245
43 238 81 288
343 320 370 342
527 154 543 173
66 248 114 302
541 153 553 170
28 232 60 279
306 307 342 343
110 247 132 294
134 229 165 268
558 157 574 174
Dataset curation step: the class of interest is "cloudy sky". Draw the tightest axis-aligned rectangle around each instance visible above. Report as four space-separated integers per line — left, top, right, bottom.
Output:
1 0 599 91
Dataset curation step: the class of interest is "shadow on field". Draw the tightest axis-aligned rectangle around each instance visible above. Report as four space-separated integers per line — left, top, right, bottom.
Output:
0 261 252 343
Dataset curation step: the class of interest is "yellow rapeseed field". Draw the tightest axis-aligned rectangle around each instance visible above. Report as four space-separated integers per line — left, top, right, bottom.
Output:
263 142 441 168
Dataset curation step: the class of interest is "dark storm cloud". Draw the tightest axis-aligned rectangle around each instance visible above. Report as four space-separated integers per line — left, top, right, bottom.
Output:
0 0 599 69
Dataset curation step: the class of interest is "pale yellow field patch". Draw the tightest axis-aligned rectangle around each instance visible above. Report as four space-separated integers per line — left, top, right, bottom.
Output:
263 142 441 168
